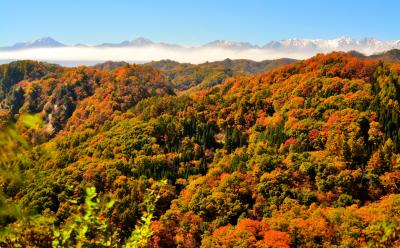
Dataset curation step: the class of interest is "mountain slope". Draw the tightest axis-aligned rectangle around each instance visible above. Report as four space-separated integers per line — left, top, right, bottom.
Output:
347 49 400 62
369 49 400 62
92 61 129 70
148 58 298 91
0 60 62 100
0 62 174 138
0 52 399 247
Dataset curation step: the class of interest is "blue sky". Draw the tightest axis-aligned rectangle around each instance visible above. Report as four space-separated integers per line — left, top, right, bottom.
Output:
1 0 399 46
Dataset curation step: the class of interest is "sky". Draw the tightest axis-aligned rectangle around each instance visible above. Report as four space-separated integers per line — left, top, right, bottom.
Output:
1 0 400 46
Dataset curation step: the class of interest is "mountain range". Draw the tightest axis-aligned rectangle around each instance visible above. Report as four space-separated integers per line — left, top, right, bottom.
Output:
2 36 400 54
1 37 400 66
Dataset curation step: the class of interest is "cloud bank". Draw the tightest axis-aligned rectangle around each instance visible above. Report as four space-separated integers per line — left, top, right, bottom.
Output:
0 46 316 66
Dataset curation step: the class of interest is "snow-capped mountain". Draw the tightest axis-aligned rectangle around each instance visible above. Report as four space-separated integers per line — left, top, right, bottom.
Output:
130 37 154 46
97 37 155 47
263 36 400 54
3 37 65 50
202 40 257 49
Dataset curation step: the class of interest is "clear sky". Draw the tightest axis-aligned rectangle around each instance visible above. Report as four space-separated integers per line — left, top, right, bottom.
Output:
1 0 399 46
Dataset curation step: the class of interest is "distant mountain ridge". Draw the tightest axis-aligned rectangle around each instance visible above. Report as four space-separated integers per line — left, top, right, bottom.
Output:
347 49 400 62
2 37 400 66
97 37 154 47
0 37 65 50
93 58 298 92
263 37 400 51
2 36 400 54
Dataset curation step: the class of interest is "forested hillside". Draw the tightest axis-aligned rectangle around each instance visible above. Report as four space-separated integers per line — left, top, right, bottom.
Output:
0 52 399 247
94 58 297 93
348 48 400 62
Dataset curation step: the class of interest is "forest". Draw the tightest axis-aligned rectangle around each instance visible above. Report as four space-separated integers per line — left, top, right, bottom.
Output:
0 51 399 247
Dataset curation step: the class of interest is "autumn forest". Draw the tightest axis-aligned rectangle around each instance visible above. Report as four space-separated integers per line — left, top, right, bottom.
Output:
0 50 399 247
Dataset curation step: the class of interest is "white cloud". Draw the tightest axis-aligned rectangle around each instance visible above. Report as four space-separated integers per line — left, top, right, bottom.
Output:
0 46 315 66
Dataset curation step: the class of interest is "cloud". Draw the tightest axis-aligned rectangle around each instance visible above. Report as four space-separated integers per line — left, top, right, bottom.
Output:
0 46 315 66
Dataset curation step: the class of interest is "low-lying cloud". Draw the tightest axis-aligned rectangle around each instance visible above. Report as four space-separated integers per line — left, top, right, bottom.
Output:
0 46 318 66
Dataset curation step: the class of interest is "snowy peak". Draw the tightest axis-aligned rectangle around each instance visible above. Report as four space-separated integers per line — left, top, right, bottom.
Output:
262 37 400 54
203 40 257 49
264 38 318 50
10 37 65 49
130 37 154 46
97 37 155 47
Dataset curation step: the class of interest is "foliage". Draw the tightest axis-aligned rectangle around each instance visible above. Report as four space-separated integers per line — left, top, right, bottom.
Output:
0 53 399 247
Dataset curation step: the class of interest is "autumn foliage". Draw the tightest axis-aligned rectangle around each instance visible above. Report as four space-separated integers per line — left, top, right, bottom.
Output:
0 52 399 247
